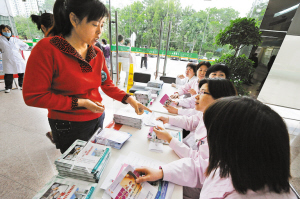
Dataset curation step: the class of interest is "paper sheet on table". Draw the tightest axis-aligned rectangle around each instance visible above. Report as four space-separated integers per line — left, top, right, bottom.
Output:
164 124 182 131
149 141 164 153
144 112 164 128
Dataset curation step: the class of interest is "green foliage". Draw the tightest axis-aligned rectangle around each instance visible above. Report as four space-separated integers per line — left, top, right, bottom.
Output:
170 47 175 51
193 51 198 54
214 54 254 95
206 52 213 59
14 16 43 39
215 17 261 56
41 0 55 13
113 1 239 54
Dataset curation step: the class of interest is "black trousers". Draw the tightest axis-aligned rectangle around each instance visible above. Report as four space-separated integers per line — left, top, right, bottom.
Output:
49 112 105 153
4 73 24 89
141 57 147 69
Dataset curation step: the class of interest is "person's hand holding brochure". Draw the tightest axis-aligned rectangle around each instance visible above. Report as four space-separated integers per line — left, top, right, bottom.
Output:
106 165 157 199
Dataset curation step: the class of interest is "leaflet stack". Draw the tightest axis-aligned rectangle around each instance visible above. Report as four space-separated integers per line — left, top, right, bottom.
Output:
54 140 111 183
113 106 144 129
135 90 152 106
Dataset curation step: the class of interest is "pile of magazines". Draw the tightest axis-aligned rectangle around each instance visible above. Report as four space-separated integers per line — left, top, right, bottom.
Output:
32 175 97 199
54 140 111 183
114 106 144 129
135 90 152 106
91 128 132 150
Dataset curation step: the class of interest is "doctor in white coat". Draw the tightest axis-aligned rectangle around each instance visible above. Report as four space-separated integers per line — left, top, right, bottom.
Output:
0 25 29 93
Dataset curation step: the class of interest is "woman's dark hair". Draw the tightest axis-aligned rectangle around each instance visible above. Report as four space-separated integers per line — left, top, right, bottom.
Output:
118 34 124 42
197 61 211 70
102 38 107 45
0 24 5 32
31 12 54 32
50 0 109 36
1 25 13 36
124 38 131 46
198 78 237 99
203 96 291 194
186 63 197 76
205 64 230 79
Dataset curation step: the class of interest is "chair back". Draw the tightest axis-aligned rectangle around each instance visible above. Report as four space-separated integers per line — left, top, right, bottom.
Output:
159 76 176 84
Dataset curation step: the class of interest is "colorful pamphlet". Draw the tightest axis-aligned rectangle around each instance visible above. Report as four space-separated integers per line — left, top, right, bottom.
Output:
147 127 182 145
159 94 176 106
106 165 157 199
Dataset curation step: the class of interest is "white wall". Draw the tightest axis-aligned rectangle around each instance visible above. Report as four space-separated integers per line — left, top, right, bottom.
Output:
0 0 14 16
258 6 300 109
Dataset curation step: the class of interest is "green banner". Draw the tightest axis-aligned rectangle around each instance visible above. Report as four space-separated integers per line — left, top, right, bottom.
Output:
180 52 189 58
131 47 144 53
168 51 180 57
32 38 40 43
159 50 166 56
189 53 198 59
148 49 158 55
111 45 130 52
25 42 34 47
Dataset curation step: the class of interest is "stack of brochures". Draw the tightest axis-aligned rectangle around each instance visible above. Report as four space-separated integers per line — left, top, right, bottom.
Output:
147 80 164 89
135 90 152 106
91 128 132 150
113 106 144 129
54 140 111 183
145 80 164 95
32 175 97 199
106 165 158 199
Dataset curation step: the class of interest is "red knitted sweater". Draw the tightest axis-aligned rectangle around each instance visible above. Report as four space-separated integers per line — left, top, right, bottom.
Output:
23 36 128 121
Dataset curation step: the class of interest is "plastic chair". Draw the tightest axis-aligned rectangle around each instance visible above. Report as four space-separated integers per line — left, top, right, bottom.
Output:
159 76 176 84
129 72 151 93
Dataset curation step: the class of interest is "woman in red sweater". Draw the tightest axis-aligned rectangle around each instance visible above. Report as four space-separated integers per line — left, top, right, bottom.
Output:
23 0 150 153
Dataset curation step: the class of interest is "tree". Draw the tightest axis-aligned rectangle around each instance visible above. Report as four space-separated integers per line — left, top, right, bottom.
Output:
215 17 261 56
14 16 43 39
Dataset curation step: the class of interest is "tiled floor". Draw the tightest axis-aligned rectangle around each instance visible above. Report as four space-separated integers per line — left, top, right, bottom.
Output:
0 58 299 197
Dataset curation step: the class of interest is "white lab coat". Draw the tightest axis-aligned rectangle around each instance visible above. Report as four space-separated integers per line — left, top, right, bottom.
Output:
0 36 29 74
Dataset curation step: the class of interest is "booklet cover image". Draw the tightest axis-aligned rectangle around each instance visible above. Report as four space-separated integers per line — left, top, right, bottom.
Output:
64 145 83 161
106 165 157 199
40 182 69 199
120 171 142 198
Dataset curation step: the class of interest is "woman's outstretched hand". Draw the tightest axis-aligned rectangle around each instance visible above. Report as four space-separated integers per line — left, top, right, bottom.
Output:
135 167 163 184
126 96 152 115
153 126 172 143
78 99 105 113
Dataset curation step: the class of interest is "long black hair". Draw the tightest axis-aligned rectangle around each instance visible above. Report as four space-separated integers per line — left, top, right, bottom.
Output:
204 96 291 194
49 0 109 36
31 12 54 33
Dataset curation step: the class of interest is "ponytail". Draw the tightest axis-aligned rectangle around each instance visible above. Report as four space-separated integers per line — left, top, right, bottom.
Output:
31 14 42 30
49 0 71 36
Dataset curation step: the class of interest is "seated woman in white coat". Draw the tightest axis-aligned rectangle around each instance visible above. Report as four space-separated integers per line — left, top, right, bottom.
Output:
156 78 237 150
166 64 230 116
0 25 29 93
170 61 211 99
135 96 297 199
171 63 198 88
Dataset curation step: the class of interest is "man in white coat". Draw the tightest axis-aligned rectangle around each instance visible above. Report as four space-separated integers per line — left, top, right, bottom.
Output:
0 25 29 93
